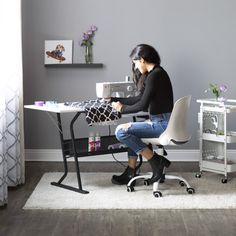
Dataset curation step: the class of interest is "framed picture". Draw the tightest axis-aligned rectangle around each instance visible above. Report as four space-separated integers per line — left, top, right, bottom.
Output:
44 40 73 64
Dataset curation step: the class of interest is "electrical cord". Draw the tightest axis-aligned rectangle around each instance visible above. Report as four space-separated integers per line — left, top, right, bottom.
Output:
111 153 126 167
46 112 63 134
108 125 111 136
108 125 127 167
107 123 143 172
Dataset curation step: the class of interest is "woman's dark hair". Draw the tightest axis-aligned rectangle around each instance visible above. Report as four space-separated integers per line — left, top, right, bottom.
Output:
130 44 160 94
131 63 145 94
129 44 161 66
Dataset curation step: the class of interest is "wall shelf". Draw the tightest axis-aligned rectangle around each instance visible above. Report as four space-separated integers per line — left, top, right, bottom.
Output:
44 63 103 68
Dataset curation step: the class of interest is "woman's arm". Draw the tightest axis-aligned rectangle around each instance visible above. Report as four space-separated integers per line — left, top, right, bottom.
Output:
120 75 154 114
110 94 142 105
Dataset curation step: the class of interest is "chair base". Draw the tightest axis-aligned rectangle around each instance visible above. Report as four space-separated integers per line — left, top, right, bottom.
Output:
127 172 195 197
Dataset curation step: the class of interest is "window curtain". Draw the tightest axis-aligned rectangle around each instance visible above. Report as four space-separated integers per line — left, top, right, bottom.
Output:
0 1 25 206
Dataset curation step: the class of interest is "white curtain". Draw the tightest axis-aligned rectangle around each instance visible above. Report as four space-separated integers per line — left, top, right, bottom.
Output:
0 1 25 206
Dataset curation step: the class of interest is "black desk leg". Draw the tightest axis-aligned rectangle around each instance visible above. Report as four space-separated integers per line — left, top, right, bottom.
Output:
50 113 89 194
70 112 89 194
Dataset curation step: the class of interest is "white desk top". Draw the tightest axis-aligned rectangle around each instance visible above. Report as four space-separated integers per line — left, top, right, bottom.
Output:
24 103 149 117
24 103 84 113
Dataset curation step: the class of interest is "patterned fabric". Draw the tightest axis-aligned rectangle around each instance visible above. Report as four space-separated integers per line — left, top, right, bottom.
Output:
65 99 121 126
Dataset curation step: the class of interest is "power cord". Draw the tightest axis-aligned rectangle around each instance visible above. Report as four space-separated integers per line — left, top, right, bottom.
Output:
108 125 111 136
111 153 126 167
107 125 142 173
108 125 127 167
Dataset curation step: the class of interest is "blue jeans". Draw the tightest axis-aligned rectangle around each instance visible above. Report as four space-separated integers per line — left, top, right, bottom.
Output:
115 113 171 159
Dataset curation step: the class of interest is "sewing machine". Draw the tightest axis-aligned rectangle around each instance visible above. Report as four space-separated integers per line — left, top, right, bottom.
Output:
96 81 136 98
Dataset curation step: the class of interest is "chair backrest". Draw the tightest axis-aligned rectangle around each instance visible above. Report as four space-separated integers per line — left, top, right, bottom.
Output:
158 95 191 145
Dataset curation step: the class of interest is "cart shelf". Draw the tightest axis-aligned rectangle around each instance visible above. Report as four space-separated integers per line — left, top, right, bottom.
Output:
202 133 236 143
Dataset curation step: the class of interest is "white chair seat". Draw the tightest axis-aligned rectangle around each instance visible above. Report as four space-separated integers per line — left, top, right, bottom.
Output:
141 136 191 146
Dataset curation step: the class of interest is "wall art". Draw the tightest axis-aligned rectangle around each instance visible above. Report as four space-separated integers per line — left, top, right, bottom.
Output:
44 40 73 64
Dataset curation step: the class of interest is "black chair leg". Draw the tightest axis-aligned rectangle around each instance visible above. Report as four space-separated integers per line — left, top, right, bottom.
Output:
160 173 165 183
135 154 143 175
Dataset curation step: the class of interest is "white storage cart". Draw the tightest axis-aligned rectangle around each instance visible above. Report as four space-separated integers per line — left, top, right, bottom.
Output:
196 98 236 183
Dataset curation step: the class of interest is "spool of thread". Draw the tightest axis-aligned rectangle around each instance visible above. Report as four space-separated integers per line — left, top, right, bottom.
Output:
34 101 44 106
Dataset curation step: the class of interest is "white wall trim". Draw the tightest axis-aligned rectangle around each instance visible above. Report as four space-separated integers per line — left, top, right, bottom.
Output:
25 149 207 162
25 149 236 162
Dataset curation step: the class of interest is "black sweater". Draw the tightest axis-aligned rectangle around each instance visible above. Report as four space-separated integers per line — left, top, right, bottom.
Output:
120 66 173 115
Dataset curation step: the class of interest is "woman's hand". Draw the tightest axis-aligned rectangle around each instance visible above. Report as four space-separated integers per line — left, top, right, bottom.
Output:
112 101 123 112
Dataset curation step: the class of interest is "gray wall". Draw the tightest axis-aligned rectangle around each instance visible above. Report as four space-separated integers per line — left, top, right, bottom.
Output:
22 0 236 149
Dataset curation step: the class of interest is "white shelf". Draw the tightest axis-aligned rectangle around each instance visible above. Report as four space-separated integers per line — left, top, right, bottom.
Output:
201 160 236 173
197 98 236 113
202 133 236 143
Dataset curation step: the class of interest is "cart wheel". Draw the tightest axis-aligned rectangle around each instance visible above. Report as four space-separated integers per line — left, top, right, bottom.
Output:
195 173 201 178
179 180 185 187
187 187 195 194
127 186 134 192
153 191 162 198
144 179 150 186
221 178 227 184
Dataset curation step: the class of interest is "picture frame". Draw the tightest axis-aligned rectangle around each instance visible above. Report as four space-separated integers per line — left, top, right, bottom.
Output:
44 40 73 64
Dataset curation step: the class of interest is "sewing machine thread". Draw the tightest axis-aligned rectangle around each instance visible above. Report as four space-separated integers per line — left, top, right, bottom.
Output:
88 133 95 152
95 132 101 151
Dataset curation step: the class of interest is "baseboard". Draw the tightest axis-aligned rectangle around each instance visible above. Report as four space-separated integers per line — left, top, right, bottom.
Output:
25 149 236 162
25 149 202 162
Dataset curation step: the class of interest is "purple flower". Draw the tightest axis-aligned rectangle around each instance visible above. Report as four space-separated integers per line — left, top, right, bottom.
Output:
83 33 90 40
219 84 227 93
90 25 98 32
79 25 98 47
87 30 93 35
205 83 228 99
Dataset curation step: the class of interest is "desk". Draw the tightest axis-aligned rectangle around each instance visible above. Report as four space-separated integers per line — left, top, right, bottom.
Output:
24 103 148 194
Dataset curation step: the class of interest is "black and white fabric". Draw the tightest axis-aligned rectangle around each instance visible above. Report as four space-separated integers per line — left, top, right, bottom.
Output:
65 99 121 126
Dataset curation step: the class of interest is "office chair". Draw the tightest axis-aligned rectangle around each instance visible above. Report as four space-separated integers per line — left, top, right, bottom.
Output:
127 95 195 197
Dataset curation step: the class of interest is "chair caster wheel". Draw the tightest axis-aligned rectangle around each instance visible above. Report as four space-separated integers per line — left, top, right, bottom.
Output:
187 187 195 194
127 186 134 192
153 191 162 198
221 178 227 184
195 173 201 178
144 179 150 186
179 180 185 186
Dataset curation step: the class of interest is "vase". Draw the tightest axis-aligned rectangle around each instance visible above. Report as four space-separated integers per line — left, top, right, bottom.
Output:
85 45 92 64
217 96 226 102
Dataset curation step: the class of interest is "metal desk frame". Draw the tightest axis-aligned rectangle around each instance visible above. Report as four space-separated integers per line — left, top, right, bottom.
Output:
24 103 147 194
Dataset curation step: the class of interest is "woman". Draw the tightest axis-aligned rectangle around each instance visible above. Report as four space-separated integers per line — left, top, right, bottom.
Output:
111 44 173 185
111 64 147 185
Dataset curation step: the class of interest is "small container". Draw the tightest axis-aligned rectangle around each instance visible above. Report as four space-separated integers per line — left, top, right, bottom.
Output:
206 155 214 160
88 133 95 152
34 101 44 106
45 101 58 107
95 132 101 151
125 75 131 82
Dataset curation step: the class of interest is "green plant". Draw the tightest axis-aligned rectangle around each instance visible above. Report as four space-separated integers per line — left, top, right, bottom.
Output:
205 83 227 99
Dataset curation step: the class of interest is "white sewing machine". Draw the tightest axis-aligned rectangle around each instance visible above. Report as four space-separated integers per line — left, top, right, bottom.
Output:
96 81 136 98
